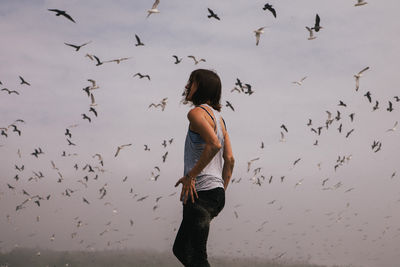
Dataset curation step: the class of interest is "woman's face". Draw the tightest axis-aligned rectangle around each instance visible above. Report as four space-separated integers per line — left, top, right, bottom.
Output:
185 79 197 101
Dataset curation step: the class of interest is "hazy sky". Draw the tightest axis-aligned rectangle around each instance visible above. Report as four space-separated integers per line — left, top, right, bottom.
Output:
1 1 400 267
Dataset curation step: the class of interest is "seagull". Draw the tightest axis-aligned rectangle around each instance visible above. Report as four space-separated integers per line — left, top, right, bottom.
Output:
115 143 132 157
312 14 323 32
133 73 150 80
134 34 144 46
354 0 368 7
280 124 288 133
386 121 398 132
64 41 91 51
19 76 31 86
93 55 103 66
247 157 260 172
254 27 266 46
307 119 312 126
90 93 97 106
293 158 301 165
364 91 372 103
349 113 355 122
305 26 316 40
263 3 276 18
394 96 400 102
279 131 286 142
1 88 19 95
322 178 329 186
292 76 307 85
345 129 354 138
187 55 206 65
338 100 347 107
207 8 220 20
172 55 182 64
147 0 160 18
372 101 379 111
67 138 76 146
387 101 393 112
230 87 241 93
48 9 76 23
105 57 131 64
162 151 168 162
89 107 98 117
82 113 91 122
65 128 72 138
225 101 235 111
354 67 369 91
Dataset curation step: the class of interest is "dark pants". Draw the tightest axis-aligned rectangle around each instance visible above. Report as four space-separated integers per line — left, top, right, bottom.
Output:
173 187 225 267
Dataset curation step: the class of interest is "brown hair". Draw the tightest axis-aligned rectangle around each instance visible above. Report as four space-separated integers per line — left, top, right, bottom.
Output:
186 69 222 111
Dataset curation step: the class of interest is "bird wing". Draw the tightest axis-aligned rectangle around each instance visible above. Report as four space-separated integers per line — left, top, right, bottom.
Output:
90 93 96 105
64 43 79 49
315 14 320 26
61 12 76 23
152 0 160 9
135 34 141 44
358 66 369 74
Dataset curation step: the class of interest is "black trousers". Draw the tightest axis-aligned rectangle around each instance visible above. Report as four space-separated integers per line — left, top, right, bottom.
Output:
173 187 225 267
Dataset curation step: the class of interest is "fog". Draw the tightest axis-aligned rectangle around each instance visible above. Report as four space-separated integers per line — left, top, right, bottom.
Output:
1 1 400 267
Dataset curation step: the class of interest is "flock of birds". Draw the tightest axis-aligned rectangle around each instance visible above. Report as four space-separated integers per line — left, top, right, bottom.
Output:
1 1 399 266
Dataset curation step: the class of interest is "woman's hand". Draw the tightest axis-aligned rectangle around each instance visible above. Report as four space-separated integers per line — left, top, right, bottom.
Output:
175 175 198 204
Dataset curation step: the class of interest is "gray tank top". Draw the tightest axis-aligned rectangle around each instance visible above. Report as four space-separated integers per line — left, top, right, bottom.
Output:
184 104 225 192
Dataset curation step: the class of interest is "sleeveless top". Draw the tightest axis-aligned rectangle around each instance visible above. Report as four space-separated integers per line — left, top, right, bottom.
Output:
184 104 225 192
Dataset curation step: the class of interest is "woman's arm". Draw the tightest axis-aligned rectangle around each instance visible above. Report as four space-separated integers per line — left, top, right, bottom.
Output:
175 107 222 203
221 117 234 190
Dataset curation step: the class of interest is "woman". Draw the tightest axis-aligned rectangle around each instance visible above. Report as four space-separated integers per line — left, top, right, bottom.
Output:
173 69 235 267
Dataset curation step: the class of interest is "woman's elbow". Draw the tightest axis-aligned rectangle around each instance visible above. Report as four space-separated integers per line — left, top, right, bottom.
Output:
209 142 222 153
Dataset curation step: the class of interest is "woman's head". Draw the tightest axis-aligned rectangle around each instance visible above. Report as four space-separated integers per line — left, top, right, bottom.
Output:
184 69 222 111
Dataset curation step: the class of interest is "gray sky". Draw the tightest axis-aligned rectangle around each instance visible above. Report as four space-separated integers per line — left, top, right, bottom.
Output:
1 0 400 266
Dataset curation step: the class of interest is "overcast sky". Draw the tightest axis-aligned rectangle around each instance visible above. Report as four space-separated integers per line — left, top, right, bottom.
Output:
1 1 400 267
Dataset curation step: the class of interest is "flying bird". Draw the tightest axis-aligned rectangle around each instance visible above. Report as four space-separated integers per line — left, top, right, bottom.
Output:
305 26 316 40
187 55 206 65
254 27 266 46
280 124 288 133
386 121 398 132
292 76 307 85
345 129 354 138
207 8 220 20
312 14 323 32
354 0 368 7
89 107 98 117
147 0 160 18
114 143 132 157
162 151 168 163
354 67 369 91
48 9 76 23
387 101 393 112
364 91 372 103
1 88 19 95
133 73 151 80
64 41 91 51
372 101 379 111
172 55 182 64
105 57 131 64
134 34 144 46
338 100 347 107
225 101 235 111
262 3 276 18
82 113 91 122
93 55 103 66
19 76 31 86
